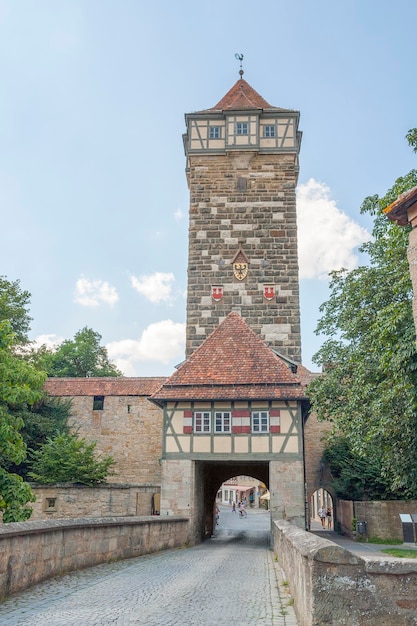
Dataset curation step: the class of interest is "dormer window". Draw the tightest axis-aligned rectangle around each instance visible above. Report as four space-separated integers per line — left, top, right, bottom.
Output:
209 126 221 139
236 122 249 135
264 125 276 138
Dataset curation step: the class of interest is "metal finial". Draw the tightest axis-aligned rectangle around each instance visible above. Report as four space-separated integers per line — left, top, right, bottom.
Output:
235 53 244 78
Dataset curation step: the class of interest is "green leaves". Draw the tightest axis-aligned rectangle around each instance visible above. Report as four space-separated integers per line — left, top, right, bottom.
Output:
45 326 122 378
28 432 115 486
309 157 417 499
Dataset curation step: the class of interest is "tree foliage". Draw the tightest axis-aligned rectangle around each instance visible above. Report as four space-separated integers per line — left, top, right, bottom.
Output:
0 321 46 521
0 276 32 345
308 161 417 499
28 432 115 485
43 327 122 377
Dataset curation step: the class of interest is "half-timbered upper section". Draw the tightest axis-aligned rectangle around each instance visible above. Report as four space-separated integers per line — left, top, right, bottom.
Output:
183 78 302 162
151 313 308 460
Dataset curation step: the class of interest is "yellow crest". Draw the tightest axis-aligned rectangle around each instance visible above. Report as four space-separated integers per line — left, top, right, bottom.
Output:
233 262 248 281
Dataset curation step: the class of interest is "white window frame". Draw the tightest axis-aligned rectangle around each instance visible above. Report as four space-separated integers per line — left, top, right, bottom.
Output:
263 125 276 138
209 126 221 139
194 411 211 433
236 122 249 135
251 411 269 433
215 411 231 433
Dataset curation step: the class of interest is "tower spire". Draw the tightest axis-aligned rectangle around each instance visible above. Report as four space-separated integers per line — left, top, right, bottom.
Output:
234 53 244 79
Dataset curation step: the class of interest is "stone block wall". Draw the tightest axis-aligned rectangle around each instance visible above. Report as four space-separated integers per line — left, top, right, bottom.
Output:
29 484 160 520
58 394 162 485
185 151 301 362
274 519 417 626
0 516 189 601
352 500 417 541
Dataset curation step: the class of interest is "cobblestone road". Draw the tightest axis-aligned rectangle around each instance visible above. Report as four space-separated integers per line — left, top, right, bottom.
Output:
0 507 298 625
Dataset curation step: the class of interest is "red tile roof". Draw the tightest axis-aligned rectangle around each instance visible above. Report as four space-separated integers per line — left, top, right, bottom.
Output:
384 185 417 226
151 312 307 403
193 79 292 113
44 377 166 397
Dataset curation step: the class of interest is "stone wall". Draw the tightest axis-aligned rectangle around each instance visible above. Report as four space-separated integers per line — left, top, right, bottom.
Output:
303 410 333 505
344 500 417 541
274 519 417 626
29 484 160 520
0 516 189 601
185 151 302 362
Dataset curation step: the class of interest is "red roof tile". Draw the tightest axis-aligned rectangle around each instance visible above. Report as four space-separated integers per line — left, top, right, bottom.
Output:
151 312 306 403
211 78 272 111
44 377 166 397
384 185 417 226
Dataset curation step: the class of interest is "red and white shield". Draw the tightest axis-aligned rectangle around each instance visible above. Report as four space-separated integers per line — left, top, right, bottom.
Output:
264 285 275 300
211 286 223 301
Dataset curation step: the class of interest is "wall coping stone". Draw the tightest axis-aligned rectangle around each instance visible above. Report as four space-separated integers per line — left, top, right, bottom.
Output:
0 516 188 539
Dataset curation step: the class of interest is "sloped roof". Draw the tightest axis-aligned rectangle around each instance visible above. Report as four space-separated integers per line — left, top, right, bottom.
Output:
192 79 293 114
151 312 306 403
44 377 166 397
384 185 417 226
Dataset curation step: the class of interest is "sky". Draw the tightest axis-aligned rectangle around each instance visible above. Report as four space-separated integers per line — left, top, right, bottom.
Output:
1 0 416 376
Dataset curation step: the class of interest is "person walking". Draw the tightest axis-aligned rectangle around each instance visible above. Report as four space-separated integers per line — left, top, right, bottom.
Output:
318 506 326 528
326 506 332 529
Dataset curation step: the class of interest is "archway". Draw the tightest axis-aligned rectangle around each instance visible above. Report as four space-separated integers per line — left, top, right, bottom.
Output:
310 487 334 530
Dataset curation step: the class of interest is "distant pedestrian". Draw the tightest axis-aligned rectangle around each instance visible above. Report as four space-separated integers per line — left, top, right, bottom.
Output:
232 501 236 513
326 506 332 529
318 507 326 528
215 505 220 525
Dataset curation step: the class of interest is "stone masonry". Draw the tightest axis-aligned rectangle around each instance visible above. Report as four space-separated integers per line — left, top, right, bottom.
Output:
185 151 302 363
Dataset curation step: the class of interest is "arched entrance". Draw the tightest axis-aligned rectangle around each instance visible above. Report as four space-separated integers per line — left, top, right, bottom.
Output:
310 487 334 530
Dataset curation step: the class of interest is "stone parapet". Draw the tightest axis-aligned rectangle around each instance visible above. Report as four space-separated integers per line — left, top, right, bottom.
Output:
274 519 417 625
0 516 189 601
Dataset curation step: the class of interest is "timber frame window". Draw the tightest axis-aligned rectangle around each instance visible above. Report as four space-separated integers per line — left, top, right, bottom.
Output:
194 411 211 433
209 126 221 139
263 125 276 138
215 411 231 433
236 122 249 135
251 411 269 433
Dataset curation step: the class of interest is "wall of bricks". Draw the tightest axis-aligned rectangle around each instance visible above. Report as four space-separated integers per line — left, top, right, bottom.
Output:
0 516 189 601
185 151 301 363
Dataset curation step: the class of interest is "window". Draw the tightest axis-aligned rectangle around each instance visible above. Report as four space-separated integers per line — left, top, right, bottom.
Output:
93 395 104 411
44 497 57 512
194 411 211 433
252 411 269 433
209 126 221 139
264 125 276 138
215 411 231 433
236 122 249 135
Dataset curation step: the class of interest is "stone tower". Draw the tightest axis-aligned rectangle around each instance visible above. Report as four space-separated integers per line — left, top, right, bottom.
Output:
183 76 302 362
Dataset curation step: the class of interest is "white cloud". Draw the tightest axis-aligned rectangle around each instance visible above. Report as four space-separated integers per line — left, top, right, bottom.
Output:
33 333 64 349
106 320 186 374
130 272 175 304
74 277 119 307
296 179 371 280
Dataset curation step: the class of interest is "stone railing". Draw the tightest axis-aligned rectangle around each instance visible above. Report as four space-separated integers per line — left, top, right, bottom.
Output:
274 519 417 625
0 515 189 601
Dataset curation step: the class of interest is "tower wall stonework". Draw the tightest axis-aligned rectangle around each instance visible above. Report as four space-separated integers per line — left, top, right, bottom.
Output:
186 151 301 362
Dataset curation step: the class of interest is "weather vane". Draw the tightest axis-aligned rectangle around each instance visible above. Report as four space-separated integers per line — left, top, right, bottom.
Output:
235 53 244 78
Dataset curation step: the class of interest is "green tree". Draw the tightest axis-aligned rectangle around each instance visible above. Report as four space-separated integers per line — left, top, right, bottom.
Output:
0 321 46 521
46 327 122 377
8 397 72 480
29 432 115 485
308 164 417 499
0 276 32 345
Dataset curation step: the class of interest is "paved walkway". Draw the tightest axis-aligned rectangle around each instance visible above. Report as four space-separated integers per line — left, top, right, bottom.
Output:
309 519 417 557
0 506 298 626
